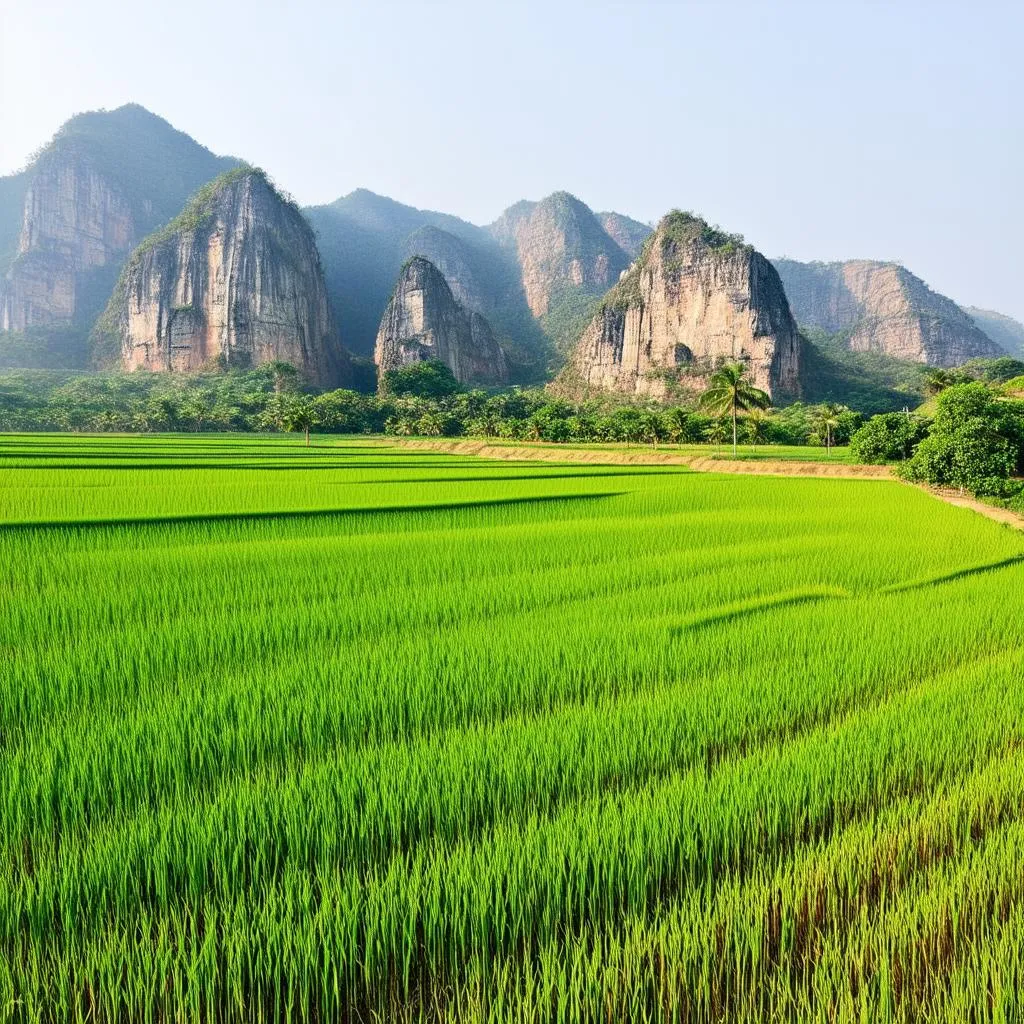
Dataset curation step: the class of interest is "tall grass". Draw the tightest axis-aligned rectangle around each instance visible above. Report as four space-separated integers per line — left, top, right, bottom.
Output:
1 434 1023 1021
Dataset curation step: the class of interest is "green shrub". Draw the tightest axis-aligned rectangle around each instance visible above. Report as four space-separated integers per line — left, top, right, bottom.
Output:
851 413 929 464
380 359 462 399
900 383 1023 495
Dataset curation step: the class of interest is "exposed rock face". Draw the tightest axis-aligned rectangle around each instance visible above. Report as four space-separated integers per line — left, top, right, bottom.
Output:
304 189 495 359
598 212 653 260
375 256 508 385
0 104 238 340
773 259 1002 367
965 307 1024 359
308 188 638 370
101 169 348 386
563 212 800 400
1 154 135 331
401 225 490 314
488 192 630 319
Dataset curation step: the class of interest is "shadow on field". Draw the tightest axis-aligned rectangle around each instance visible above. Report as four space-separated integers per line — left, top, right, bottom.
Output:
0 463 674 483
882 554 1024 594
0 491 628 534
0 461 519 472
670 588 849 635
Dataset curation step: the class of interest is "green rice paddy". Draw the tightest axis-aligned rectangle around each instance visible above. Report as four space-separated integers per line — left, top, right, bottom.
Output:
2 434 1023 1022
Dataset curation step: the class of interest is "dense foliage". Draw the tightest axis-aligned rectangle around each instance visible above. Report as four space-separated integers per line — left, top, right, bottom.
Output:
848 381 1024 508
900 382 1024 496
849 411 929 464
0 364 866 449
660 209 749 257
3 436 1024 1022
380 359 462 398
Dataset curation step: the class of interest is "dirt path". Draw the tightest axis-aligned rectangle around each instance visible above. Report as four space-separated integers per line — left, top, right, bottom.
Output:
679 456 892 478
397 439 893 477
395 439 1024 531
927 489 1024 530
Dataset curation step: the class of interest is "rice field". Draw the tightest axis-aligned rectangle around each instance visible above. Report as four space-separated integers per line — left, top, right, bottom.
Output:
2 433 1024 1023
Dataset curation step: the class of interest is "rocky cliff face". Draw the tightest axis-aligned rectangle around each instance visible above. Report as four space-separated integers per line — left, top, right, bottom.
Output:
308 188 638 372
1 153 134 331
0 105 238 341
563 212 800 400
773 259 1002 367
375 256 508 385
401 225 491 314
488 192 630 320
598 212 652 260
100 169 348 386
304 189 495 359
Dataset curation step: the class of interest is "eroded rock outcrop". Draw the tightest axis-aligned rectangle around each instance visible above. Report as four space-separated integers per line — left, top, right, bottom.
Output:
98 168 348 386
488 192 629 319
773 258 1002 367
374 256 508 385
0 104 238 339
401 225 490 314
1 156 134 331
598 212 652 261
562 212 800 400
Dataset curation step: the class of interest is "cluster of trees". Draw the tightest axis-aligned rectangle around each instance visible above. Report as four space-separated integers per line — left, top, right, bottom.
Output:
0 360 865 450
851 378 1024 507
3 358 1020 509
0 365 310 434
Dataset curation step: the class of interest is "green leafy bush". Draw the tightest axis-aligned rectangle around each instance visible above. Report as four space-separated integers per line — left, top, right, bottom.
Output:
900 383 1023 495
380 359 462 399
851 413 929 464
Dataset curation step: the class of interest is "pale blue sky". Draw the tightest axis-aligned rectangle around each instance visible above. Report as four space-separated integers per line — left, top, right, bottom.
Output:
1 0 1021 321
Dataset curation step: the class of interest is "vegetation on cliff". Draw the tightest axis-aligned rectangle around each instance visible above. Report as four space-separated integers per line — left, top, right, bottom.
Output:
122 165 295 266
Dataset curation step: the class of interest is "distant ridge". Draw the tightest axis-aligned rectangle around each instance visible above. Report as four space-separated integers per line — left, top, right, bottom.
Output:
773 257 1002 367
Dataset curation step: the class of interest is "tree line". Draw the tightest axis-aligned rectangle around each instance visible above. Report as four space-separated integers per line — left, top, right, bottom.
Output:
0 360 865 450
1 356 1020 510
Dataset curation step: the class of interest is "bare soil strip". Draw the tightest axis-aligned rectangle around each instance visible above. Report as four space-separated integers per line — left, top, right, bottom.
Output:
928 489 1024 531
396 439 892 476
394 439 1024 531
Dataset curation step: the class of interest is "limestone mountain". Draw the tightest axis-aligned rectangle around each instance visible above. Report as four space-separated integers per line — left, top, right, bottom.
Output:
561 212 800 401
401 225 491 314
305 190 492 358
94 168 348 387
487 192 631 352
0 104 239 363
375 257 508 386
965 307 1024 359
307 189 568 379
307 189 645 375
598 212 653 260
773 258 1002 367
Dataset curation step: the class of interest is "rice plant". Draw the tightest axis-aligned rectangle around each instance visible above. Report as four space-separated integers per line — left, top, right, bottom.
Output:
1 433 1023 1022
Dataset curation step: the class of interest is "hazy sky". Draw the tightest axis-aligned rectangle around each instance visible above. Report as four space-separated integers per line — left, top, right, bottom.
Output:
2 0 1021 320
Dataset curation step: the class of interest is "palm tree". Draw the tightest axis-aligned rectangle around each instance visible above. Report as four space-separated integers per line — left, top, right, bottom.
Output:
811 402 843 455
925 369 958 396
699 362 770 456
639 411 663 448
